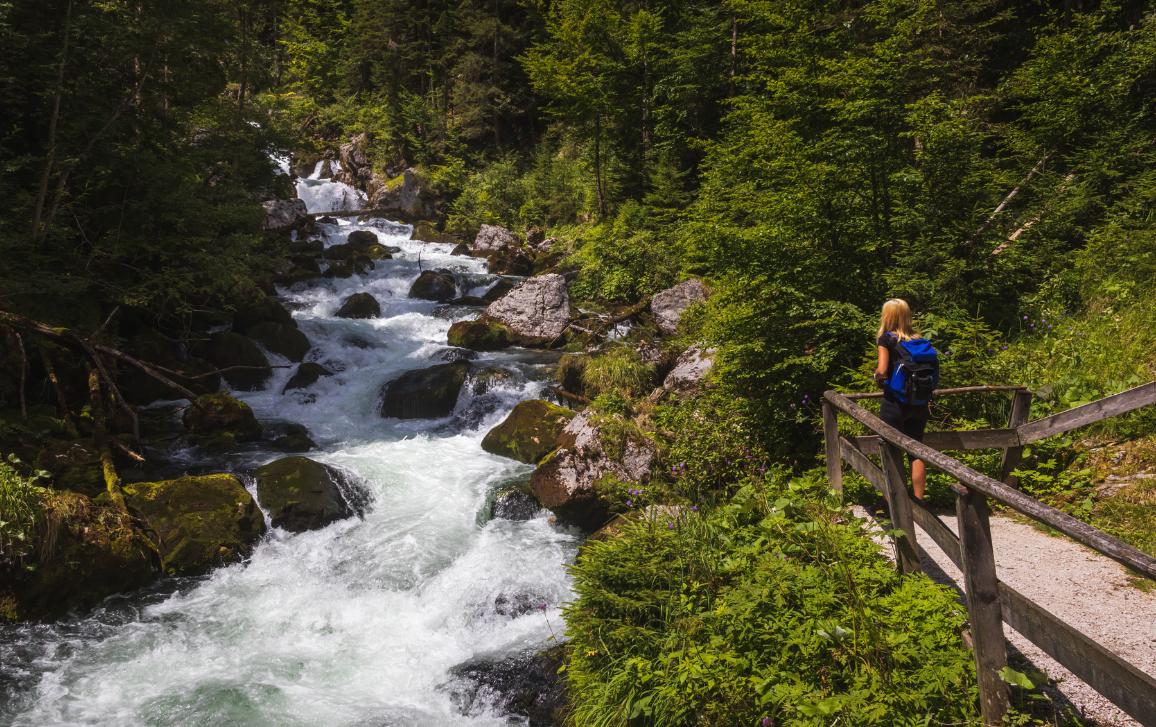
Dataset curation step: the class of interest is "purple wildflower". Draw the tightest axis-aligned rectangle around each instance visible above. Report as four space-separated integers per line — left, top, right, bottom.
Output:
691 505 699 512
667 522 674 530
626 499 634 507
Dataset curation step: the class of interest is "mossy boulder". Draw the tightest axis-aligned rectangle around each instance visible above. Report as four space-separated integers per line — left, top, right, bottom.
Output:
233 296 293 334
335 292 381 319
322 243 356 260
35 439 103 497
346 229 379 249
266 422 317 452
122 474 266 576
197 332 272 390
409 269 457 302
448 319 511 351
0 490 158 621
283 362 333 393
380 362 470 419
412 220 459 244
363 243 393 260
482 400 576 464
247 322 312 362
555 354 588 397
182 393 263 443
254 456 363 532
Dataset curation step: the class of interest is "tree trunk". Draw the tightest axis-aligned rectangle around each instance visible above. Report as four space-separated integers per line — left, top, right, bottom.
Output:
31 0 74 240
594 112 606 218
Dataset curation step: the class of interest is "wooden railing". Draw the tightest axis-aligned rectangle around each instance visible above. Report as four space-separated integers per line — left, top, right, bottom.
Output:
822 382 1156 726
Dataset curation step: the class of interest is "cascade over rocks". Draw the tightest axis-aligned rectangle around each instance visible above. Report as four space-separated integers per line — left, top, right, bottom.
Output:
283 362 333 393
196 332 272 390
483 273 571 347
122 474 266 576
530 410 656 530
482 399 575 464
409 269 457 301
254 456 364 532
0 491 158 621
182 392 263 444
380 362 469 419
335 292 381 319
447 318 511 351
650 278 709 335
261 198 309 232
247 322 311 362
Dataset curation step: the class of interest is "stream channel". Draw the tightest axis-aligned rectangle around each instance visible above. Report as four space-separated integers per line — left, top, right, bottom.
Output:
0 163 578 726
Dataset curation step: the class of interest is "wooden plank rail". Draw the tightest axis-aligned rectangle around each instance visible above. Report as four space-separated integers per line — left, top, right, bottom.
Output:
822 383 1156 725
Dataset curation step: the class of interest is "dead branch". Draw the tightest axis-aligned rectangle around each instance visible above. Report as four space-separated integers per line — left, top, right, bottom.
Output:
550 385 592 405
969 153 1050 244
37 347 79 437
87 367 127 511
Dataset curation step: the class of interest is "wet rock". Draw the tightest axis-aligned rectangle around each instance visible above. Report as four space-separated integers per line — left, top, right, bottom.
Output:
283 362 333 393
335 292 381 319
233 296 294 334
363 243 393 260
482 400 576 465
316 215 338 225
484 274 571 347
35 440 103 496
254 456 363 532
371 167 436 219
447 646 568 726
481 278 515 303
554 355 587 397
261 198 309 232
289 239 324 256
323 243 356 260
412 220 459 244
451 243 471 256
650 278 709 335
472 224 519 255
409 269 457 302
182 392 263 443
123 474 265 576
447 319 511 351
661 345 716 393
346 229 379 249
486 249 533 277
247 322 312 362
490 482 542 521
379 362 469 419
0 490 158 621
343 334 379 349
530 411 656 530
196 332 272 390
266 422 317 452
432 347 478 363
450 296 489 307
468 366 516 396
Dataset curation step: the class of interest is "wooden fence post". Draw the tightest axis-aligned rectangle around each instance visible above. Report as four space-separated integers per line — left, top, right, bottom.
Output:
823 400 843 497
880 443 921 574
954 484 1009 725
999 390 1033 486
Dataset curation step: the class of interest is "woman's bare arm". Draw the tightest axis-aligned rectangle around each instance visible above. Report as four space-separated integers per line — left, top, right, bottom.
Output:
874 345 889 383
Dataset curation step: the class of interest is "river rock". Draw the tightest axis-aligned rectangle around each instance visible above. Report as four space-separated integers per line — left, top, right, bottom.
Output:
447 319 511 351
467 366 516 396
363 243 393 260
247 322 312 362
346 229 378 249
432 347 478 363
451 243 471 256
481 279 515 303
409 270 457 302
412 220 458 244
483 274 570 347
283 362 333 393
379 362 469 419
35 440 103 497
121 474 264 576
650 278 709 335
233 296 294 334
335 292 381 319
323 243 356 260
261 198 309 232
472 224 519 255
661 346 716 393
489 483 541 521
482 400 575 464
0 490 158 621
182 392 263 443
447 646 567 725
266 422 317 452
197 332 272 390
530 411 656 530
336 133 375 190
254 456 363 532
371 167 436 218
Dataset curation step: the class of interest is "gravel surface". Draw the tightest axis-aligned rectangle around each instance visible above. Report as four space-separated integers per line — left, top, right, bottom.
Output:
853 506 1156 726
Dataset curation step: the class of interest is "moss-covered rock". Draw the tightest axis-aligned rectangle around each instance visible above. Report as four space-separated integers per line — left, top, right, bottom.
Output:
409 269 458 302
489 482 542 521
380 362 470 419
0 490 158 621
346 229 379 249
363 243 393 260
233 296 293 334
482 400 576 464
555 354 588 397
122 474 265 576
282 362 333 393
35 439 103 497
335 292 381 319
448 319 511 351
182 393 263 443
254 456 363 532
247 322 312 362
265 422 317 452
412 220 459 244
196 332 272 390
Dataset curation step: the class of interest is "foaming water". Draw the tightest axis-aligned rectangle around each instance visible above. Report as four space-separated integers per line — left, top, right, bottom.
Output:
0 173 576 726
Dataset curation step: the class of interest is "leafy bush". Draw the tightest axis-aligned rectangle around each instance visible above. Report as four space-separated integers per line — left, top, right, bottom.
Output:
568 202 679 304
0 455 47 572
565 473 979 726
583 345 656 400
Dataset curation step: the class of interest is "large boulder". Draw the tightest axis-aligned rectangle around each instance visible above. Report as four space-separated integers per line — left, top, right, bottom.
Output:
253 456 363 532
650 278 709 335
661 345 716 393
483 274 571 347
0 491 158 621
247 322 311 362
412 220 459 244
446 647 567 725
447 319 511 351
409 269 457 302
261 198 309 232
122 474 265 576
182 392 263 444
283 362 333 393
380 362 469 419
336 133 375 191
346 229 379 249
472 224 520 255
233 296 294 333
530 411 656 530
489 483 541 521
371 167 436 219
197 332 272 390
482 400 576 464
335 292 381 319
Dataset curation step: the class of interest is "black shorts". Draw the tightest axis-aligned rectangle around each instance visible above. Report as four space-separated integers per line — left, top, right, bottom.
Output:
880 398 929 442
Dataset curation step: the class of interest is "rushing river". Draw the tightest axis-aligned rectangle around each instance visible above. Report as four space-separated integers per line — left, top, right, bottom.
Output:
0 164 578 726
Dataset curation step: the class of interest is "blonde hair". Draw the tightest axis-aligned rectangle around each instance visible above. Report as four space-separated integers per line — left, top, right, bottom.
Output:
877 298 917 342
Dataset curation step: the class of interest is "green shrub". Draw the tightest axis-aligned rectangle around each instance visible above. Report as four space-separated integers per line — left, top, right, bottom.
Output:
0 455 48 571
583 345 656 399
565 473 979 726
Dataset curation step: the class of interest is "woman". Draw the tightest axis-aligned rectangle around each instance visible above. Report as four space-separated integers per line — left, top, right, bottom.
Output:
873 298 931 500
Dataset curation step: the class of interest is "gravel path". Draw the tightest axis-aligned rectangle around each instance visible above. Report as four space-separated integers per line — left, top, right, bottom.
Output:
854 507 1156 726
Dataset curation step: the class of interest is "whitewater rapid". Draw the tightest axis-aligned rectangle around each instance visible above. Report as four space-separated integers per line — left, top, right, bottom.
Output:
0 164 578 726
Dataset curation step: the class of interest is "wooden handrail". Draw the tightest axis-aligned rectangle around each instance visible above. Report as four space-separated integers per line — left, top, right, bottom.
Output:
824 390 1156 579
1017 381 1156 444
843 385 1029 400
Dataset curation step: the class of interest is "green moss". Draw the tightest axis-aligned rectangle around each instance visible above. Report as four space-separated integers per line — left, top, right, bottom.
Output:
482 400 576 464
448 319 511 351
182 393 262 442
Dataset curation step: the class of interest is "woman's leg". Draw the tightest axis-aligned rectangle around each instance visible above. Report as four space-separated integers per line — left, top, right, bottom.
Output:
911 458 926 500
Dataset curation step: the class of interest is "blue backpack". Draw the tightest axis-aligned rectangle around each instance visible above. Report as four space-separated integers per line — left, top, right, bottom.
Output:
885 337 940 406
